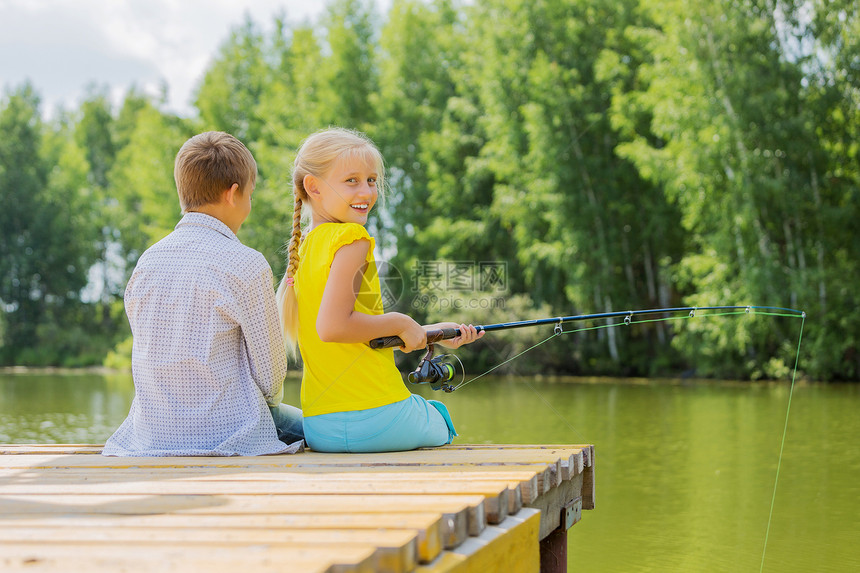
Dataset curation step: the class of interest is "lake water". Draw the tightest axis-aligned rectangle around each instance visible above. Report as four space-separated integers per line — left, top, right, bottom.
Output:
1 371 857 572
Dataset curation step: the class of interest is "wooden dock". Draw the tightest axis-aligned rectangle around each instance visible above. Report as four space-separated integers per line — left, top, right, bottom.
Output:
0 444 594 572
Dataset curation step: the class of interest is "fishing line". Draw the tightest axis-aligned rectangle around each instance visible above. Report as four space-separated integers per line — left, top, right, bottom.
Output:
760 311 806 572
452 331 563 390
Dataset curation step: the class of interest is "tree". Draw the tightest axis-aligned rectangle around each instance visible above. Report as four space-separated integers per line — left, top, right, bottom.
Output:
413 0 682 373
0 85 49 361
195 16 270 142
107 102 191 264
802 0 860 378
0 84 97 364
248 20 328 276
608 0 855 378
372 0 475 291
317 0 379 128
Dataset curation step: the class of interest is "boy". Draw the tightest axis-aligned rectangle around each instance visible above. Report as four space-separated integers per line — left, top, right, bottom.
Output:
103 131 303 456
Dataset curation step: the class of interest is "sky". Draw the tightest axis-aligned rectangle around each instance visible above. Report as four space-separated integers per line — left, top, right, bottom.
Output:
0 0 389 118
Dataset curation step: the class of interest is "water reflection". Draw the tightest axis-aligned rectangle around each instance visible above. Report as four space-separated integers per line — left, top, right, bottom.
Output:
0 372 135 443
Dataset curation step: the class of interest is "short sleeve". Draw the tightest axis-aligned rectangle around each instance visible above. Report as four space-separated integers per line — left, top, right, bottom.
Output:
325 223 376 267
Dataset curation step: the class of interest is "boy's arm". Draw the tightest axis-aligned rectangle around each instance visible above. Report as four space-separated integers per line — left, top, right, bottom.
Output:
242 265 287 407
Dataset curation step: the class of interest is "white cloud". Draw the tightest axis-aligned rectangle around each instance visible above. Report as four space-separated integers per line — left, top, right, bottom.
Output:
0 0 359 117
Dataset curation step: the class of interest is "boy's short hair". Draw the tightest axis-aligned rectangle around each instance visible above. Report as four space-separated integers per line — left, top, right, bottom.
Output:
174 131 257 212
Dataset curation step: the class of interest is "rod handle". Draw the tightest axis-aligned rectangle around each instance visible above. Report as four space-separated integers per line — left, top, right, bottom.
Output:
369 328 461 349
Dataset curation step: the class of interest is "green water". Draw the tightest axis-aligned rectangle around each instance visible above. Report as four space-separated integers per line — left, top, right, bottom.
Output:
1 372 857 572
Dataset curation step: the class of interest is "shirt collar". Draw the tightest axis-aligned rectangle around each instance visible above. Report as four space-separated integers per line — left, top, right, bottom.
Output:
175 212 240 242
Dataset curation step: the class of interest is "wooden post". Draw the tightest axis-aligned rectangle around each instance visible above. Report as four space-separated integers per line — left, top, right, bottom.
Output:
535 492 581 573
539 526 567 573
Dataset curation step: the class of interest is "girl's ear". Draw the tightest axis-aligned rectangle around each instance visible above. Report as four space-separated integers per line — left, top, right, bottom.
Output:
303 174 320 196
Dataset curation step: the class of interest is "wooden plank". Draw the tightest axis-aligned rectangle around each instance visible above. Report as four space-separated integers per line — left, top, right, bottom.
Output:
0 514 444 560
0 466 544 481
0 445 103 455
438 444 588 454
0 454 568 492
0 528 417 573
0 541 377 573
0 448 583 470
0 493 485 538
0 468 543 505
0 512 448 560
0 481 510 526
0 476 513 497
506 481 522 515
438 445 589 479
582 451 596 510
427 444 586 450
5 527 416 573
417 508 541 573
0 492 481 515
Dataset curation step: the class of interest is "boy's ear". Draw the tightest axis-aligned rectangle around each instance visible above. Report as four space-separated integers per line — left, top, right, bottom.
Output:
303 174 320 196
223 183 241 206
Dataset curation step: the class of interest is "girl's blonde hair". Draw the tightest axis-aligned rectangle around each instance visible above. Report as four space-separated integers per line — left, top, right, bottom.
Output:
276 127 385 357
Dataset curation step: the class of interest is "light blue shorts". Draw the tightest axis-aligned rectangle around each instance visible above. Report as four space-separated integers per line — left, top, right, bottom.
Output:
303 395 457 453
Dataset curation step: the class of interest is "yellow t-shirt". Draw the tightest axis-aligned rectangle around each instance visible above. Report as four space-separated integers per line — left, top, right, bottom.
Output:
296 222 411 416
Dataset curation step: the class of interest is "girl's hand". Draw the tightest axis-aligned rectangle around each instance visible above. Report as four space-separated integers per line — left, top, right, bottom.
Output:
395 313 428 353
433 323 484 350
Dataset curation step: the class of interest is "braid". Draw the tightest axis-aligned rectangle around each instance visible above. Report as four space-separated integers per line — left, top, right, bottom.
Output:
277 194 304 359
286 195 303 280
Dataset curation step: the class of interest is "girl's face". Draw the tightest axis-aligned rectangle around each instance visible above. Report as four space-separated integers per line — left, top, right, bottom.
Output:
308 155 378 227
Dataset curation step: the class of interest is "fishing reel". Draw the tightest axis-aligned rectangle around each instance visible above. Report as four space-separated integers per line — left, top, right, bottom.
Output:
407 344 458 393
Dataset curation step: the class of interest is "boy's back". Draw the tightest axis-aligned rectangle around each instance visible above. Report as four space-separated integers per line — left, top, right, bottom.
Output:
103 213 291 456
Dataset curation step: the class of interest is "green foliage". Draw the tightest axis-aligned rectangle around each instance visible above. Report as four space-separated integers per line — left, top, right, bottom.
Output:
318 0 380 128
0 84 100 364
107 102 190 258
609 0 858 379
195 16 271 142
103 335 133 371
1 0 857 380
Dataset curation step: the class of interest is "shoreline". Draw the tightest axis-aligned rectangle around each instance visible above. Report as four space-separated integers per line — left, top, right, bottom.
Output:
0 366 838 385
0 365 126 375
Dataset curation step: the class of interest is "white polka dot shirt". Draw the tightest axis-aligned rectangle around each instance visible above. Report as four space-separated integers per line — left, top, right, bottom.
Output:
103 213 292 456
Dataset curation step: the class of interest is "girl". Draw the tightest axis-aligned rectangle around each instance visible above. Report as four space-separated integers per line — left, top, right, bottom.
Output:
277 127 482 453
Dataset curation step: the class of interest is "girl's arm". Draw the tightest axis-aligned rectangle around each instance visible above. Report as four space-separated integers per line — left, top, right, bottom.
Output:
316 239 427 352
423 322 484 350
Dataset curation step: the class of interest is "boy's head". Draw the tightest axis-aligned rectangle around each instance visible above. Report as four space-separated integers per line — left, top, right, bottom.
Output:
174 131 257 212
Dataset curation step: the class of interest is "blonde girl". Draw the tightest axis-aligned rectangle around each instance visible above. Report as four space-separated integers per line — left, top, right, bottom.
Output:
277 127 482 453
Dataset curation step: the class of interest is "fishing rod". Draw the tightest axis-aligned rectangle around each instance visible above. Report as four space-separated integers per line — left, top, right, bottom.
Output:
368 305 805 392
